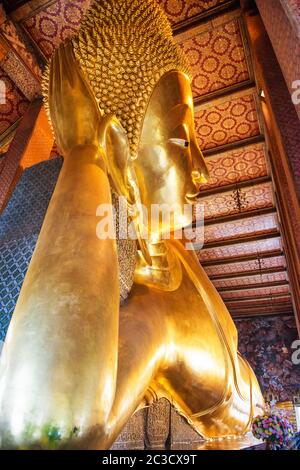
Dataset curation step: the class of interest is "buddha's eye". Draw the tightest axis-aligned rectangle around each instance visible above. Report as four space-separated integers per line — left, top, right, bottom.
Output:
168 138 190 149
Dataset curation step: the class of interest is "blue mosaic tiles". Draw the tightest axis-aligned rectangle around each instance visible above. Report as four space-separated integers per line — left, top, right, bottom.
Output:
0 158 63 341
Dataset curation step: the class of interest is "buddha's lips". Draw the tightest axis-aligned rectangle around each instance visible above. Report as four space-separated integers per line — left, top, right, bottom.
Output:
185 193 199 204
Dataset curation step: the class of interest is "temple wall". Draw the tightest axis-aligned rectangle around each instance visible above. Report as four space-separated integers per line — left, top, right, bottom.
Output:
236 316 300 402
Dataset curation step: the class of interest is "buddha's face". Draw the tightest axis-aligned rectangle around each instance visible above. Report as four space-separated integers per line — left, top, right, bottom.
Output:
134 71 209 236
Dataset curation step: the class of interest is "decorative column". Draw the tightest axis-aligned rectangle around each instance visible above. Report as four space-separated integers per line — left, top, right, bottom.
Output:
255 0 300 121
242 5 300 333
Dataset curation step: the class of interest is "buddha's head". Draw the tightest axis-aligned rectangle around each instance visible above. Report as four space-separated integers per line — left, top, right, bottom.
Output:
136 70 208 234
71 0 209 235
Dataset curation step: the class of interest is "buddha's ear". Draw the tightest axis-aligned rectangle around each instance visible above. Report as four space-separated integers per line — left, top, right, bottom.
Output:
98 114 134 202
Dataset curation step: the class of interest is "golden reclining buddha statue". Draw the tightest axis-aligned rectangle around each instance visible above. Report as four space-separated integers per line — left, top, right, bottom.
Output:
0 0 264 449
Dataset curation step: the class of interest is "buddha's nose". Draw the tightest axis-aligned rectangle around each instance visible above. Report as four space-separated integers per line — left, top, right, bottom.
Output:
185 176 200 204
192 170 208 185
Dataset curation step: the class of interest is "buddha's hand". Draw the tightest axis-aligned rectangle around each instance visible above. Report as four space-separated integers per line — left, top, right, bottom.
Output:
48 40 101 156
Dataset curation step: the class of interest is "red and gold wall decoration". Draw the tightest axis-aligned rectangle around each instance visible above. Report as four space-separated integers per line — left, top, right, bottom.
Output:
0 68 28 134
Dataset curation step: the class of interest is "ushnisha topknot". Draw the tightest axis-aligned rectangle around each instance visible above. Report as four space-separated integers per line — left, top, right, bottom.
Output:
43 0 191 158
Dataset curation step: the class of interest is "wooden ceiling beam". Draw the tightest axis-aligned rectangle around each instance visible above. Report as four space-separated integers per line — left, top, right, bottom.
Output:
197 206 277 227
200 249 283 266
230 311 293 318
219 280 289 292
173 0 240 36
229 306 293 316
194 80 256 111
223 292 291 303
203 230 279 249
231 310 293 319
209 266 287 280
200 175 271 198
229 302 293 311
203 134 265 158
225 295 291 303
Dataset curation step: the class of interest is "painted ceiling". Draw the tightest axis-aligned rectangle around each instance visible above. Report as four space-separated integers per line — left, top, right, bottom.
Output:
0 0 293 320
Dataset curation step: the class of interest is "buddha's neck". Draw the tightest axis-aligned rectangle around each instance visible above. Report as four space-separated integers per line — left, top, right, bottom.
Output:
134 238 182 291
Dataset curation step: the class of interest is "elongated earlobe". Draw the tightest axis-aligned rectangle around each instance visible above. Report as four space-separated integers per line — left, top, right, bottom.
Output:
99 114 152 266
98 114 133 203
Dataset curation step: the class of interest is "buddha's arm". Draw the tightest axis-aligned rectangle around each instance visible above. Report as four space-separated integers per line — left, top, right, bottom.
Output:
0 145 120 448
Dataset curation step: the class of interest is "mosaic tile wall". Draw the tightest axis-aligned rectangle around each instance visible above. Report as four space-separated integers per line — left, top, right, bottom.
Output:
0 157 62 341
